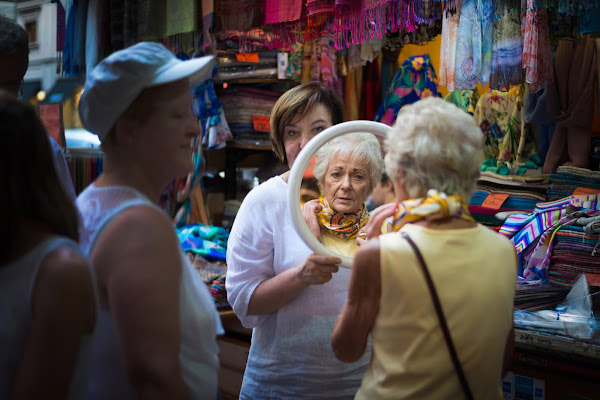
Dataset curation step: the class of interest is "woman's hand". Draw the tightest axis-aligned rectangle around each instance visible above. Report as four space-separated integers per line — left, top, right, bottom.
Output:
356 229 367 247
363 202 398 239
302 199 323 240
296 254 341 285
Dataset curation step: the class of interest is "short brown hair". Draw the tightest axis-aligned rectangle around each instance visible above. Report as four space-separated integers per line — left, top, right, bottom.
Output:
270 82 346 165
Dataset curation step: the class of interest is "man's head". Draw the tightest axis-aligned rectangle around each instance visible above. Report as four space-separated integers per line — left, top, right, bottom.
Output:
371 172 396 207
0 15 29 98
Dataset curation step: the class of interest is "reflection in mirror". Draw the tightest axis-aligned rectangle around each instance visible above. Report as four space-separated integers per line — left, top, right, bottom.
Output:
300 132 384 259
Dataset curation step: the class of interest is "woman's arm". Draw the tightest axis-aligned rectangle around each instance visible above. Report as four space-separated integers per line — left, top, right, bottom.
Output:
12 249 96 400
331 239 381 363
247 253 342 315
92 206 191 400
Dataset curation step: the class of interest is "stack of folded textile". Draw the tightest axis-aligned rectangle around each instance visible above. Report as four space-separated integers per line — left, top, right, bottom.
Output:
514 285 570 311
549 224 600 287
500 194 600 285
547 166 600 201
469 172 550 229
218 86 281 142
214 31 279 80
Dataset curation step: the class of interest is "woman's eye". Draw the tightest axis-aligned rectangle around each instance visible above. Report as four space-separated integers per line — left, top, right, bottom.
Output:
354 174 364 181
286 130 298 136
313 126 325 133
331 172 341 179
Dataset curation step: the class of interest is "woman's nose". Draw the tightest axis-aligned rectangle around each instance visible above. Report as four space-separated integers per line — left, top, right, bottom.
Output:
341 175 352 189
186 116 202 138
299 132 311 149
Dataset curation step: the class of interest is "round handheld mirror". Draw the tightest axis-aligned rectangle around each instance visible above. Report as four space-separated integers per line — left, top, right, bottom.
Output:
287 120 391 268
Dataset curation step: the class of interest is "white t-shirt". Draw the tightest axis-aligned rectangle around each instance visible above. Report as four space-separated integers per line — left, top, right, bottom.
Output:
226 176 370 400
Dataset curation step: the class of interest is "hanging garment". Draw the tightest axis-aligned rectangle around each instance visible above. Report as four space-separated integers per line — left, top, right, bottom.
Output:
474 85 537 168
543 36 598 173
333 0 389 49
360 57 381 120
489 2 522 91
454 0 493 89
443 89 480 115
522 0 553 93
438 0 462 91
374 54 441 126
264 0 303 49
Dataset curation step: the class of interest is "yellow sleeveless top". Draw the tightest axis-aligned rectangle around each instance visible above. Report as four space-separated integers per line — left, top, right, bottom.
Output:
356 223 516 400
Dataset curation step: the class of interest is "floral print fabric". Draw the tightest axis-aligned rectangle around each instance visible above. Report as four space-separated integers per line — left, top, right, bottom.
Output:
474 85 537 167
374 54 441 126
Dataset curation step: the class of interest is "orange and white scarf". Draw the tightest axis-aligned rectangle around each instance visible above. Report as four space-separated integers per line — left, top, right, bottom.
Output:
315 196 370 239
391 189 474 231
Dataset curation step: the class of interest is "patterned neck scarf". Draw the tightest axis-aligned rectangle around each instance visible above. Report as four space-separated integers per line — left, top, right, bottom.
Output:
390 189 474 231
315 197 370 239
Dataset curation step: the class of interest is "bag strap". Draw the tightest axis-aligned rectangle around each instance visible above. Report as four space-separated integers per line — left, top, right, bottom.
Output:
401 232 474 400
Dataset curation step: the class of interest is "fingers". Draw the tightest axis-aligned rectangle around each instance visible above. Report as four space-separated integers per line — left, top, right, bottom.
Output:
364 202 398 239
298 254 341 285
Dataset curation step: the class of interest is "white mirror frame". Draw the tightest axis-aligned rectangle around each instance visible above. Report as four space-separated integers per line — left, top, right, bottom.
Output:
287 120 392 268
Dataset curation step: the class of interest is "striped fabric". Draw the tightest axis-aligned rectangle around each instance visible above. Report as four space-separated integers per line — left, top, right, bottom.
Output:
499 194 600 283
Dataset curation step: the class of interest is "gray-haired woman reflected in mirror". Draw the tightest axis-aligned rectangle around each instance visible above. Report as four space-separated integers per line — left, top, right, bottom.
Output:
302 132 384 255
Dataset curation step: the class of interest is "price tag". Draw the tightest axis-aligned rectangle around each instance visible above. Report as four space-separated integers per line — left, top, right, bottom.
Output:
39 103 65 148
586 273 600 287
481 193 510 210
236 52 259 63
572 187 600 197
252 115 270 132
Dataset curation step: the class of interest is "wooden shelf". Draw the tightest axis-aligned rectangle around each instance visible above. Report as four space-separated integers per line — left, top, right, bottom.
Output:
226 140 272 151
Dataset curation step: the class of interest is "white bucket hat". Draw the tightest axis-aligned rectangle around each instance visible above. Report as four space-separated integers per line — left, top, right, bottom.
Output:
78 42 215 141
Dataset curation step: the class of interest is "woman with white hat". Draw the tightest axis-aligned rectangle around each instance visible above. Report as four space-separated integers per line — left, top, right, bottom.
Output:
77 42 222 400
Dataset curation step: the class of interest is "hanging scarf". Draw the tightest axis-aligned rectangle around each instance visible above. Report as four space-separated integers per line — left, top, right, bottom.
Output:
314 197 370 239
390 190 474 231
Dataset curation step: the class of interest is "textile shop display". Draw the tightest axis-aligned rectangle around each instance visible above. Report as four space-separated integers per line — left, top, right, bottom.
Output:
469 171 550 228
217 86 281 142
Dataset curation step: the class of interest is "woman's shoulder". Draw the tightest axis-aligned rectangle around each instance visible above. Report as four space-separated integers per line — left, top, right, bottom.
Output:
239 176 287 209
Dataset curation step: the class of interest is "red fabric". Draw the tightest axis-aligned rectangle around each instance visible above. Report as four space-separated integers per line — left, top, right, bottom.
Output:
360 58 381 120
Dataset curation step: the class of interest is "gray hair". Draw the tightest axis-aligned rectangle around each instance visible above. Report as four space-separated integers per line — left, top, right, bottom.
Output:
0 15 29 58
384 97 483 200
314 132 383 191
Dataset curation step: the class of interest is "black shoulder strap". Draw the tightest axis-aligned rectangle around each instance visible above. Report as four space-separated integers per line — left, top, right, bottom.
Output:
401 232 474 400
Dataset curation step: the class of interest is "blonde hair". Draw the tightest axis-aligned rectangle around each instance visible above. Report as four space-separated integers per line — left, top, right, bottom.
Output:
314 132 383 191
384 97 483 199
270 82 346 165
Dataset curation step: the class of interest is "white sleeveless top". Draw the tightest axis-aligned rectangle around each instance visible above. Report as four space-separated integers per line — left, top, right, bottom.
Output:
0 237 93 400
77 184 222 400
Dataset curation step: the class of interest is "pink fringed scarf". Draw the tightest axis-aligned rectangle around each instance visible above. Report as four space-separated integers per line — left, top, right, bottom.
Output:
333 0 418 50
265 0 305 49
